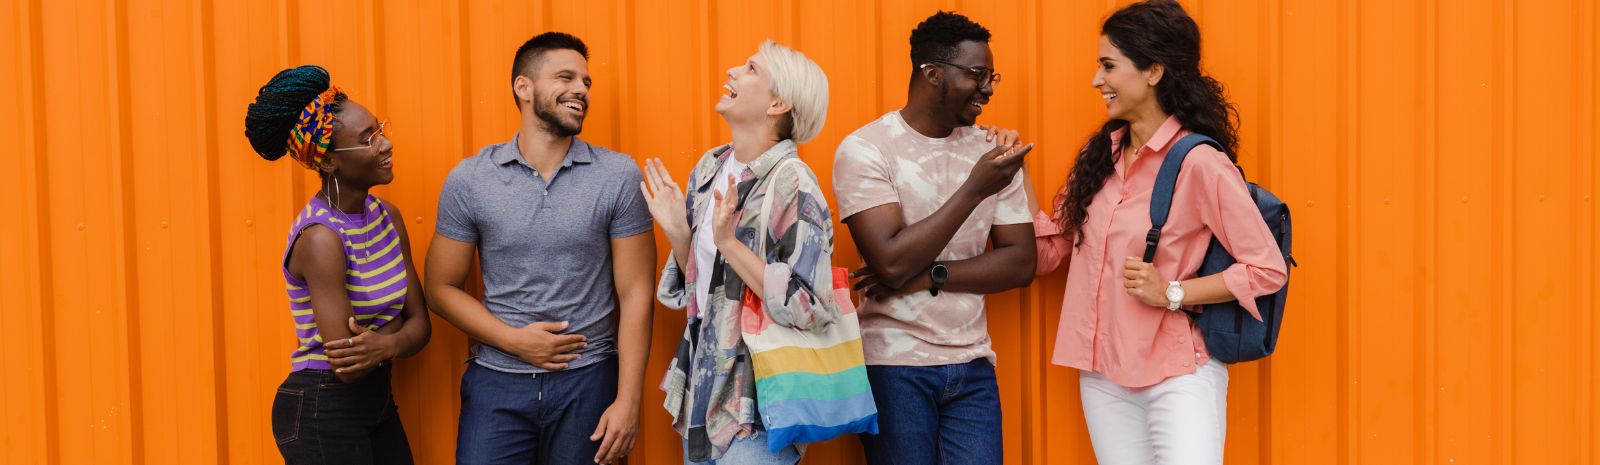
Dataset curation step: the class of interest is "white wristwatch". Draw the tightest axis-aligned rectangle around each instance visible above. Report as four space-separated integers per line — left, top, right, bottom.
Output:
1165 281 1186 311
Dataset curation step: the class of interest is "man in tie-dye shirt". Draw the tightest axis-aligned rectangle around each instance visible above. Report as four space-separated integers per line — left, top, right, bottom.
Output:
832 11 1036 465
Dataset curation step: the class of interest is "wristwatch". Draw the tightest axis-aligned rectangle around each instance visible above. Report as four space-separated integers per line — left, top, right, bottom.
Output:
1165 281 1186 311
928 262 949 297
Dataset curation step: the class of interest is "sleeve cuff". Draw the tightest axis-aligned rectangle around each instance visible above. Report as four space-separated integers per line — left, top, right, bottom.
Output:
434 225 477 244
1221 266 1264 322
655 253 688 310
761 262 810 328
609 223 653 239
1033 210 1063 237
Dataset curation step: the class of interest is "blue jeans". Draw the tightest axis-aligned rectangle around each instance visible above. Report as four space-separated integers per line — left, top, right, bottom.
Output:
683 426 800 465
859 359 1003 465
456 357 618 465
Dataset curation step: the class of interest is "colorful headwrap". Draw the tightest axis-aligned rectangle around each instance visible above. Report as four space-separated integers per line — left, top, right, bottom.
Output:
285 85 342 169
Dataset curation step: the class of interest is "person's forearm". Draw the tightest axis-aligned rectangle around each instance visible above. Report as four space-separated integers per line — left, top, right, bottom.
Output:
390 303 432 359
940 243 1037 294
613 293 651 406
1176 274 1233 305
426 282 516 347
608 231 655 406
860 191 986 287
665 230 691 272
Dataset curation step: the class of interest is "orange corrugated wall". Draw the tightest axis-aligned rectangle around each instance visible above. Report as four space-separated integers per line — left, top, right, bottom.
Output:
2 0 1596 463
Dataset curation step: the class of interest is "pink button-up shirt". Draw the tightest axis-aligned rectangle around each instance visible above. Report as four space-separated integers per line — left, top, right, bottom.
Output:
1035 116 1288 388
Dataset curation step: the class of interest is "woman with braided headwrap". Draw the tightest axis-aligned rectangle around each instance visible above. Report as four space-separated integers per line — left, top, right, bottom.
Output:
244 65 431 465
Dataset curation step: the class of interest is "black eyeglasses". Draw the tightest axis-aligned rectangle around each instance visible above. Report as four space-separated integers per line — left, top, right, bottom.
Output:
920 60 1001 89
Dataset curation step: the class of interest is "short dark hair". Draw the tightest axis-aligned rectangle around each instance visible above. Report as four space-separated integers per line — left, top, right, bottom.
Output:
909 11 991 66
510 32 589 106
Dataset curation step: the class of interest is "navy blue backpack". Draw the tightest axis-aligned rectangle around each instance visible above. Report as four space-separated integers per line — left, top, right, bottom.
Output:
1143 134 1295 364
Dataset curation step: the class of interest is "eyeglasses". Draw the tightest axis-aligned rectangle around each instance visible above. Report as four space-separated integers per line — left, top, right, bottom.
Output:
331 119 391 152
920 60 1001 89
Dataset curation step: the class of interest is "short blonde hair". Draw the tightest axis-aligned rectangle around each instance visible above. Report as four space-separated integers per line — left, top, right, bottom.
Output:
758 40 829 144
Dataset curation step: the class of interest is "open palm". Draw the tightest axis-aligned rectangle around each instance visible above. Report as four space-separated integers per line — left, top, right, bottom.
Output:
640 158 689 241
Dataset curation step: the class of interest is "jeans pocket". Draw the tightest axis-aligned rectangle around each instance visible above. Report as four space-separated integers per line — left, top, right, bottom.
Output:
271 388 304 445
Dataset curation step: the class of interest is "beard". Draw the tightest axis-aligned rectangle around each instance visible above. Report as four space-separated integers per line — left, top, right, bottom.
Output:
533 93 584 137
937 89 979 127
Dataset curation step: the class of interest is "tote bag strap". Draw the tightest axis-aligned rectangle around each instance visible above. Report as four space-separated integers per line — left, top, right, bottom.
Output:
756 156 805 256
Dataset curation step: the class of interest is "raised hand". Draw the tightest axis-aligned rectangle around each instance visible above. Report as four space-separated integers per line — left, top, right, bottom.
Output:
640 158 690 244
961 139 1034 199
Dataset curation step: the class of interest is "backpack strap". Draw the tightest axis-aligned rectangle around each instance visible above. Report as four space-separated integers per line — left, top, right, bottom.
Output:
1143 134 1225 263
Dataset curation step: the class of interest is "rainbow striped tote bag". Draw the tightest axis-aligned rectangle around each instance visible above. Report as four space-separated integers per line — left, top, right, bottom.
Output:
739 157 879 453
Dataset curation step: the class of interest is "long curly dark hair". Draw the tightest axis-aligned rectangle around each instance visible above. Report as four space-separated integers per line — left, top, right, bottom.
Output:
1054 0 1239 241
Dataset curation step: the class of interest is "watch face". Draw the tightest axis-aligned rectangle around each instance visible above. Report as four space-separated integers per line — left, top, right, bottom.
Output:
931 264 949 281
1166 285 1184 301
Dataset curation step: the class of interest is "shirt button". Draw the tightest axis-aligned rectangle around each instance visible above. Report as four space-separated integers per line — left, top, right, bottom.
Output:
1184 362 1192 368
1178 337 1186 344
1195 352 1203 358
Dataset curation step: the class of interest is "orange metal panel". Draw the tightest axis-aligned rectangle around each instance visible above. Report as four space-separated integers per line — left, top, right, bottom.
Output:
3 1 1597 464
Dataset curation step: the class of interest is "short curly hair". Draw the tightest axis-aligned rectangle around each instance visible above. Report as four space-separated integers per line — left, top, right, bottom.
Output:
909 11 991 66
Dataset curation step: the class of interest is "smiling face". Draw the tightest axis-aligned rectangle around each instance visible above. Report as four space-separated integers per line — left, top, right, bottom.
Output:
326 100 394 187
715 51 789 129
515 48 591 137
932 40 995 128
1092 34 1162 122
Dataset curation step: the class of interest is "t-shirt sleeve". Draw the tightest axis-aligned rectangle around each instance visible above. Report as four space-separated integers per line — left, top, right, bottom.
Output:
610 162 654 238
992 167 1032 225
831 136 899 220
434 163 479 243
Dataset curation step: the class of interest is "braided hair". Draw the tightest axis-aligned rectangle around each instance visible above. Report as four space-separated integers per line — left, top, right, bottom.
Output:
243 65 347 163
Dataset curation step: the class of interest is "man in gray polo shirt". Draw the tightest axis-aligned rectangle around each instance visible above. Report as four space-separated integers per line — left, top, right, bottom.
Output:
424 32 655 465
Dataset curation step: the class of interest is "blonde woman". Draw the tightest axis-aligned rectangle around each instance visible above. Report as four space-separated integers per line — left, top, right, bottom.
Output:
641 40 835 465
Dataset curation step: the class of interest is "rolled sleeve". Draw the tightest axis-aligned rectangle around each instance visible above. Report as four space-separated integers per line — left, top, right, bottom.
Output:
1033 210 1071 276
1221 263 1284 320
760 164 839 331
656 252 688 310
1192 149 1288 321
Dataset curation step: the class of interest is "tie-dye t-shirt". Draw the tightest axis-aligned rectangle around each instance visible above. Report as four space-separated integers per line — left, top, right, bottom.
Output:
832 110 1032 366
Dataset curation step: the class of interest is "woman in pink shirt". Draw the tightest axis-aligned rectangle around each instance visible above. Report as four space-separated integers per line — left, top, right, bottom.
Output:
1031 1 1288 463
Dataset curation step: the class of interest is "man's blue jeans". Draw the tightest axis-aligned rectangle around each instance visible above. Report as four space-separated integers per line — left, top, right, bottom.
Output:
859 358 1004 465
456 358 618 465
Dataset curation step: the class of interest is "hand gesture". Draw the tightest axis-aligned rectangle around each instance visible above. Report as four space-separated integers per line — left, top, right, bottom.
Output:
500 321 587 371
961 128 1033 198
326 317 399 378
641 158 690 243
710 175 739 249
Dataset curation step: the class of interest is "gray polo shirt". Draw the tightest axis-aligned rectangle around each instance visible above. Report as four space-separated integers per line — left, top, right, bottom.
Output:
436 134 652 373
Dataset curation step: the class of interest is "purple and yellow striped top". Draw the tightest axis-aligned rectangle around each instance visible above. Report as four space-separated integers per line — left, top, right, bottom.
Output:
281 194 408 371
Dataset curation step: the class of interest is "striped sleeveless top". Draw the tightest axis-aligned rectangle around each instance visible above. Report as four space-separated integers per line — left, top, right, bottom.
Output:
281 194 408 371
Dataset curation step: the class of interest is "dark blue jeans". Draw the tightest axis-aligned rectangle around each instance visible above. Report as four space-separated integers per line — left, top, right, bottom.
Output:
456 357 618 465
271 364 413 465
859 358 1003 465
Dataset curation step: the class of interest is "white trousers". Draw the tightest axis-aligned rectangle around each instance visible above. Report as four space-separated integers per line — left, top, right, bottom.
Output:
1079 359 1229 465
